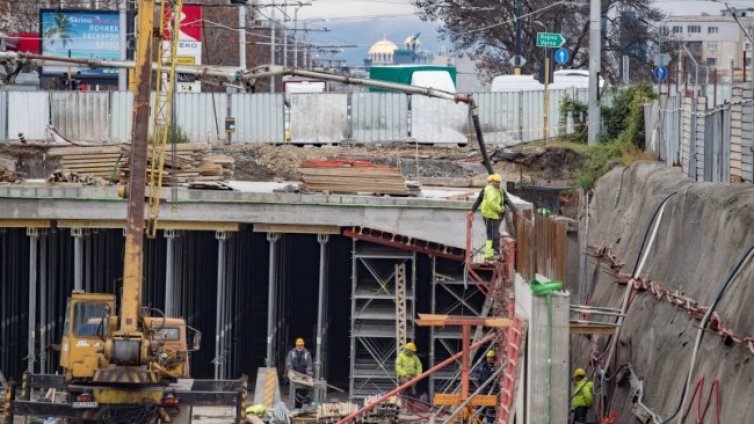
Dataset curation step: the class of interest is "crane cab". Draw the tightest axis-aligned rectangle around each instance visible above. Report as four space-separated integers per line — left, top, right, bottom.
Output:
60 292 116 380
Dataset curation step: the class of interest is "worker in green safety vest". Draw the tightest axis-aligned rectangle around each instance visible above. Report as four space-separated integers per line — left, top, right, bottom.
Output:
471 174 512 260
395 342 422 396
571 368 593 424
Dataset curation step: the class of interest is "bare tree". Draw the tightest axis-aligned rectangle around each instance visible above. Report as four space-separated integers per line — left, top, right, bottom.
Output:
411 0 664 83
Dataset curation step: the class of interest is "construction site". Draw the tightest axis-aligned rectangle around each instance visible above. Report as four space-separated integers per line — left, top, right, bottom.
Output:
1 1 754 424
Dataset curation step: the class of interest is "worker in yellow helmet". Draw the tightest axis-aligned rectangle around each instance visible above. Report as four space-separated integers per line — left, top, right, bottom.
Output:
571 368 593 424
286 338 313 408
471 174 510 260
395 342 422 396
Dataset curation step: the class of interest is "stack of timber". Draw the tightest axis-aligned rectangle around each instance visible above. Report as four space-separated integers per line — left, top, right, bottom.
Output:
299 160 416 196
48 146 125 180
121 144 235 185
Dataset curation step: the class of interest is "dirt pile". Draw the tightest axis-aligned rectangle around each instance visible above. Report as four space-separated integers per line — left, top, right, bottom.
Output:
574 162 754 422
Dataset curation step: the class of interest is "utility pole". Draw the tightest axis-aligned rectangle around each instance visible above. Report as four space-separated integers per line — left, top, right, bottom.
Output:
239 3 247 68
514 0 522 75
587 0 601 144
118 0 127 90
282 5 288 67
270 7 276 92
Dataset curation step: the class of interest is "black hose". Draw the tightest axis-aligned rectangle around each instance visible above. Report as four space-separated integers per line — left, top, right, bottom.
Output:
660 241 754 424
469 106 494 174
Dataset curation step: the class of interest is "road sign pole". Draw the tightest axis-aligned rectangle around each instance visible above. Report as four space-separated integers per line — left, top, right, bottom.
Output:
544 54 550 143
514 0 522 75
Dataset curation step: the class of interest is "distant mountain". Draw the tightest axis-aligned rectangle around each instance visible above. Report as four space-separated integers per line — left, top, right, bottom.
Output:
310 16 448 66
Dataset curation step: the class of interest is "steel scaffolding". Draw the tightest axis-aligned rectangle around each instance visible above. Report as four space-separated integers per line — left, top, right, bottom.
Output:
428 257 487 398
349 240 416 399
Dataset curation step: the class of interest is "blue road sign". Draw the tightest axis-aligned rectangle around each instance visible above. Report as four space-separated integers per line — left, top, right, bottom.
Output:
554 48 569 65
653 66 668 81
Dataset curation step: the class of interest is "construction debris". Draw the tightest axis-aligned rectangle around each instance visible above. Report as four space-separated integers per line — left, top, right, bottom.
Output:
315 402 359 421
299 160 417 196
0 154 19 183
48 170 108 185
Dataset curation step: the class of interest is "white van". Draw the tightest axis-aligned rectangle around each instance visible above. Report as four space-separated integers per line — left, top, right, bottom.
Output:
410 70 457 93
491 75 544 92
550 70 605 90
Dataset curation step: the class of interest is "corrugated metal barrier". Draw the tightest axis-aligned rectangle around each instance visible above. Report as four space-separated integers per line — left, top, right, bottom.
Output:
350 92 408 143
51 91 110 142
8 91 49 141
109 91 133 143
233 93 284 143
2 88 591 145
290 93 348 144
175 92 227 143
0 91 7 140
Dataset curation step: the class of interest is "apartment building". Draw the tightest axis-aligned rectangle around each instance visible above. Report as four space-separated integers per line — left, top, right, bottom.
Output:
664 8 754 70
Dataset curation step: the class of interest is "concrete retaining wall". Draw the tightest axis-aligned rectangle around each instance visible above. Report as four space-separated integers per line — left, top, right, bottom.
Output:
575 162 754 422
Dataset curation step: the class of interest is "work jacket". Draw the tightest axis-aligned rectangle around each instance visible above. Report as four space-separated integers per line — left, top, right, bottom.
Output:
472 184 505 220
286 348 313 375
472 360 495 391
571 380 593 408
395 350 422 378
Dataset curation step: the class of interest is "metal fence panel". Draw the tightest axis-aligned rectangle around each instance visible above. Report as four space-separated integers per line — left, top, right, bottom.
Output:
695 98 706 181
411 96 469 144
476 91 519 144
741 89 754 182
233 93 284 143
722 105 731 182
109 91 133 143
290 93 348 144
8 91 49 141
0 91 7 140
175 92 226 143
644 101 659 156
520 90 544 142
350 92 408 143
50 91 109 142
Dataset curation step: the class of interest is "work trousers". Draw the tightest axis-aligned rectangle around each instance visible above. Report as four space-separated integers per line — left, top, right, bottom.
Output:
571 406 589 424
484 217 501 254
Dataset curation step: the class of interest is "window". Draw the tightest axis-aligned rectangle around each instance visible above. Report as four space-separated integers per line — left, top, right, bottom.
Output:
706 58 717 66
672 26 683 34
659 26 669 36
708 26 718 34
747 58 752 66
153 328 181 341
708 43 718 52
687 25 701 33
73 302 108 337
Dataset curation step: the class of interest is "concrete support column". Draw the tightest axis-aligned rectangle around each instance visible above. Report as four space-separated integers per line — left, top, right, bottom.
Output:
266 233 280 367
314 234 329 397
164 229 177 317
27 228 39 374
38 231 48 374
214 231 228 380
72 228 84 291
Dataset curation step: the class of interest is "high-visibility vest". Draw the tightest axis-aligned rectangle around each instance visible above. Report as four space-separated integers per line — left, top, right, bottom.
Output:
481 184 505 219
572 380 593 408
395 350 422 378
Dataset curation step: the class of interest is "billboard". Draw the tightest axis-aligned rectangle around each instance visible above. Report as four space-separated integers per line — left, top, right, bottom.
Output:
164 4 203 92
40 9 120 77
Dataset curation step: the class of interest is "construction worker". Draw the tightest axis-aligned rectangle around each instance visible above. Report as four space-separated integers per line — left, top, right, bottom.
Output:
395 342 422 395
472 350 498 424
285 338 313 408
571 368 593 424
471 174 510 259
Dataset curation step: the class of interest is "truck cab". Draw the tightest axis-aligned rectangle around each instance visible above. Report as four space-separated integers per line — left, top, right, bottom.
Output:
60 293 116 380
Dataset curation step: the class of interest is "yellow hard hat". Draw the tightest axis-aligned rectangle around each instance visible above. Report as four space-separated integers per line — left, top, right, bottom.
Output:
405 342 417 352
573 368 586 378
488 174 502 183
295 338 305 346
485 350 496 358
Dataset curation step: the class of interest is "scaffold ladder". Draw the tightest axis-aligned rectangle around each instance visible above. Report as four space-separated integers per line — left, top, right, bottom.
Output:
395 263 407 352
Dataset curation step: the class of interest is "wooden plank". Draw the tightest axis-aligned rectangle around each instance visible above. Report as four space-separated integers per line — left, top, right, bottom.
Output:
252 223 340 234
48 146 124 156
0 219 51 228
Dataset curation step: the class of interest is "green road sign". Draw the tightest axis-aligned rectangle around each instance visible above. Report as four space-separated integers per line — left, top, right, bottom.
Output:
536 32 565 48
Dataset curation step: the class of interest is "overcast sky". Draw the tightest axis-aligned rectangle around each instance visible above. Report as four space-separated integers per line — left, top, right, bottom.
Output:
288 0 754 65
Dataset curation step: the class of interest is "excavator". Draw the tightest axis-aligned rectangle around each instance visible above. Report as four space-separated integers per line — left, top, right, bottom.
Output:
4 1 249 423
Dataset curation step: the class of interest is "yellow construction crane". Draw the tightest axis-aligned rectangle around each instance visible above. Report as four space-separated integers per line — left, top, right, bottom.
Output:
5 2 248 423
